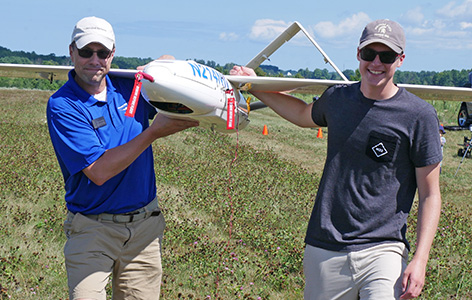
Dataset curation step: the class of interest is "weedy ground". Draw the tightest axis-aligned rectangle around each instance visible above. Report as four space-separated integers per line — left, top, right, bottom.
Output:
0 89 471 299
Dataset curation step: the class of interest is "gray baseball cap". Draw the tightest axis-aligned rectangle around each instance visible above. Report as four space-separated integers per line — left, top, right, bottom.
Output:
359 19 405 54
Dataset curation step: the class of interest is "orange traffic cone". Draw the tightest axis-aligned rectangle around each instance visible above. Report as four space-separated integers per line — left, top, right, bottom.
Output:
317 128 323 138
262 125 269 135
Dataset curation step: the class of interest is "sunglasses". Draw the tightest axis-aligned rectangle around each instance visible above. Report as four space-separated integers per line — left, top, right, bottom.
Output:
360 48 400 64
77 47 112 59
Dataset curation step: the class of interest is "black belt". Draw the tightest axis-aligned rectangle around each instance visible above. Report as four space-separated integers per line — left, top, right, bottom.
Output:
76 197 161 223
86 210 161 223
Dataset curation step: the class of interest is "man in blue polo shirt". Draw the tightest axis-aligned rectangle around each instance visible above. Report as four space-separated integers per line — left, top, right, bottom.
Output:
47 16 199 300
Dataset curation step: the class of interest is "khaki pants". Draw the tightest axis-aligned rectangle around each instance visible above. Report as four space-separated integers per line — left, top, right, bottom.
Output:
64 209 166 300
303 242 408 300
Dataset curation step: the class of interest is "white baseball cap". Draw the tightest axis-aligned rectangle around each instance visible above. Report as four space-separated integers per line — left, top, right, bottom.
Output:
71 16 115 50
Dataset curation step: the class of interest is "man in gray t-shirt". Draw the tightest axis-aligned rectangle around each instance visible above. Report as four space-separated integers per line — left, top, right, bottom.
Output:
231 19 441 300
307 81 441 253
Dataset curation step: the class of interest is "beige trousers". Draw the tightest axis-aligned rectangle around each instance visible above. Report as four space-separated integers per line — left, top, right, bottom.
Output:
303 242 408 300
64 210 166 300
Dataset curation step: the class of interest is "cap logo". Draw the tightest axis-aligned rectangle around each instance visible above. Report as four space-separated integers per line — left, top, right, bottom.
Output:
83 26 108 32
374 23 392 40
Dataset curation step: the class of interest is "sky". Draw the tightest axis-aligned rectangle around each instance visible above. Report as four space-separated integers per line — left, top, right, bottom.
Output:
2 0 472 73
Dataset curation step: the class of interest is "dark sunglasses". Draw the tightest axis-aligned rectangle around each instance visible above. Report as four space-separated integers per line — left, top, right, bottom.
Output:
77 47 112 59
360 48 400 64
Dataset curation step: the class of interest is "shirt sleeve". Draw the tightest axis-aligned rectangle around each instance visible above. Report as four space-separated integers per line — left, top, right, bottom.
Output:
410 104 443 167
311 89 332 127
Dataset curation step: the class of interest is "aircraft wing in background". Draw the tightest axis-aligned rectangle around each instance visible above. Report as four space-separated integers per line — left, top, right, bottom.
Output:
0 63 137 82
226 75 472 102
3 63 471 102
227 76 345 96
0 63 72 82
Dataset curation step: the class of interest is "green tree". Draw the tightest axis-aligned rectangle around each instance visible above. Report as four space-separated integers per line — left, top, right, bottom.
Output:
0 56 32 64
350 69 361 81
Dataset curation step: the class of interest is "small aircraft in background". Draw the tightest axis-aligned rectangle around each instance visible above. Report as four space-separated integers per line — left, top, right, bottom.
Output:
1 22 472 132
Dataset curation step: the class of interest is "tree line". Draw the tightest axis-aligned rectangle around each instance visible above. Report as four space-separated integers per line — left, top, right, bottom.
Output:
0 46 471 90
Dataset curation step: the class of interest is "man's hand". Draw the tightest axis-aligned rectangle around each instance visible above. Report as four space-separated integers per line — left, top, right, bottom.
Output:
149 113 199 139
230 66 257 77
400 258 426 299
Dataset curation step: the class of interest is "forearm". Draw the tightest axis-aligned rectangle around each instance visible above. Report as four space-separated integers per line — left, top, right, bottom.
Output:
412 192 441 264
230 65 318 127
401 191 441 299
83 126 158 185
413 163 441 264
250 91 317 128
401 164 441 298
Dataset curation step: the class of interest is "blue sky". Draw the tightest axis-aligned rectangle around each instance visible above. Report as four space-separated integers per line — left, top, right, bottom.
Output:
2 0 472 72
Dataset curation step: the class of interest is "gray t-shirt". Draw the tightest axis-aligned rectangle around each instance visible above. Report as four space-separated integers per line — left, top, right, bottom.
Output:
306 82 442 252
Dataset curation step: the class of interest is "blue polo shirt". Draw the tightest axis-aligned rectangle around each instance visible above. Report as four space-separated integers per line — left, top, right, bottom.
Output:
47 70 157 215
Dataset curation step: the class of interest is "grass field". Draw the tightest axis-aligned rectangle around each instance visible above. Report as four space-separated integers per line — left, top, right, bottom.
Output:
0 88 471 299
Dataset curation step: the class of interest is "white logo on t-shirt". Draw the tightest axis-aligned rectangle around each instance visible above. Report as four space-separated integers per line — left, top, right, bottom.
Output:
372 142 388 157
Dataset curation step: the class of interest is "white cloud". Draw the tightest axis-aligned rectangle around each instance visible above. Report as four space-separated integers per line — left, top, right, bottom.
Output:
312 12 370 39
408 17 471 39
249 19 291 41
409 27 434 36
407 17 472 51
397 1 472 53
431 20 447 30
402 1 472 51
219 32 239 41
401 7 425 25
437 0 472 18
460 22 472 29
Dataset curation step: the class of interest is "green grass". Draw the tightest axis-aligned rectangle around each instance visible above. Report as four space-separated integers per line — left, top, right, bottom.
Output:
0 88 471 299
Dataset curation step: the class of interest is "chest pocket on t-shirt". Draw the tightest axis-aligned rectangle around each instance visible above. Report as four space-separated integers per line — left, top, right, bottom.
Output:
365 131 398 163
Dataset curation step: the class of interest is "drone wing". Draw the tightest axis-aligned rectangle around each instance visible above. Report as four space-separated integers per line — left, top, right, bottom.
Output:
0 63 72 81
226 75 472 101
0 63 137 82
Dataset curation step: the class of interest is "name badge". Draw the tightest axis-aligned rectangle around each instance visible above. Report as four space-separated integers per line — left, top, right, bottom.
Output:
92 117 107 129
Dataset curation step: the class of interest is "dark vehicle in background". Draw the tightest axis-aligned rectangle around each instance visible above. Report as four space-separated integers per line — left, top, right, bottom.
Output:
458 73 472 127
458 102 472 127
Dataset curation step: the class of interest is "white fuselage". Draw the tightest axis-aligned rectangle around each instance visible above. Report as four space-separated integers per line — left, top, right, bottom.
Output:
141 60 249 132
